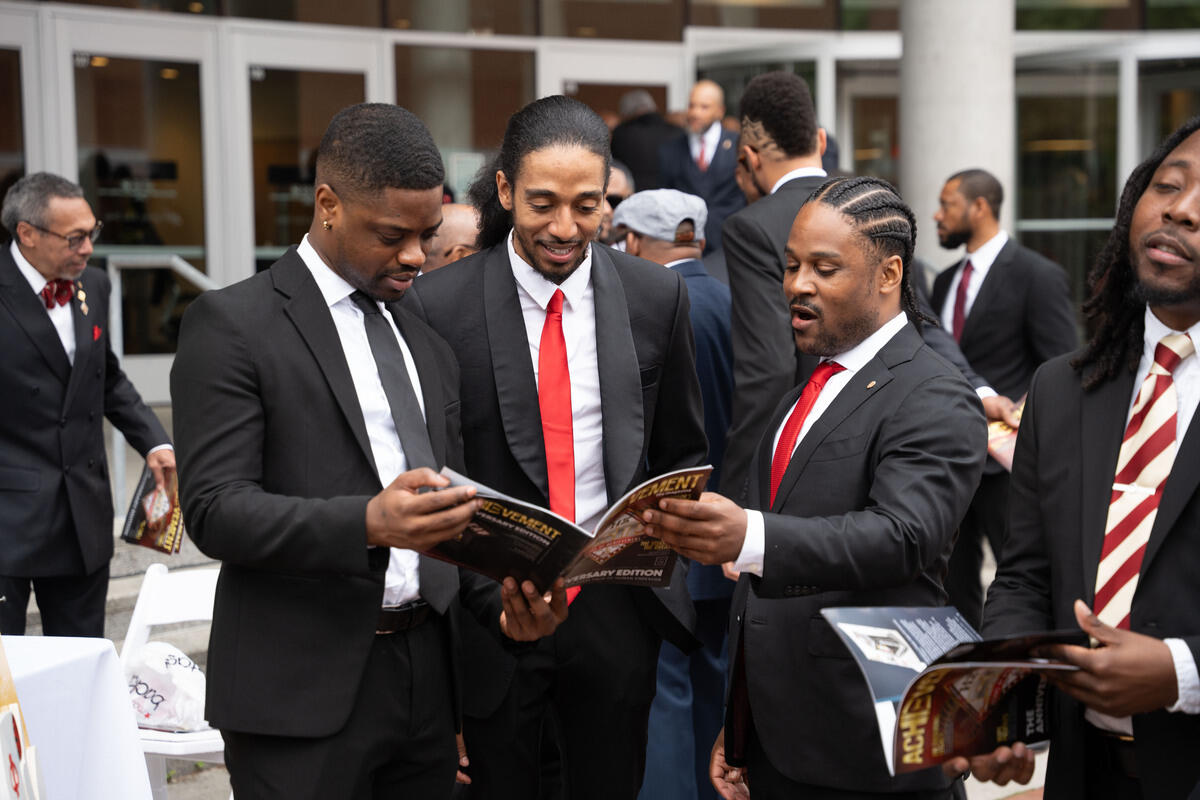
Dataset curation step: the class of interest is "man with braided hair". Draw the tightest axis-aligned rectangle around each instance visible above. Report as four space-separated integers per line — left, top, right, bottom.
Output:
954 115 1200 800
645 176 987 798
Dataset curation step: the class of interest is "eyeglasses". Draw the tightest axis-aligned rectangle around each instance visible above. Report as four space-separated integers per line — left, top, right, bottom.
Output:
24 220 103 251
607 194 628 210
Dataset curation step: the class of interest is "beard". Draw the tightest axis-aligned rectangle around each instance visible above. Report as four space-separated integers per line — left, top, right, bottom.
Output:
938 225 970 250
514 228 589 285
1133 268 1200 307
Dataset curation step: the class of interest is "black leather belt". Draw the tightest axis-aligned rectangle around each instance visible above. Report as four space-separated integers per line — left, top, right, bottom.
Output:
1086 722 1139 780
376 600 432 635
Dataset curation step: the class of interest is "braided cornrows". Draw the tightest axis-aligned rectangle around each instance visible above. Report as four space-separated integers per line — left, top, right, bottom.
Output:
807 176 930 329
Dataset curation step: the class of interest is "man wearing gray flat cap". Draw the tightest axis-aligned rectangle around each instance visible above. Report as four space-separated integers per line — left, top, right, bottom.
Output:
615 189 734 800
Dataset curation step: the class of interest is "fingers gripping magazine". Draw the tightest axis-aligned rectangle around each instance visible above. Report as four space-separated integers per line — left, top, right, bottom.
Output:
819 607 1085 776
428 466 712 592
119 466 185 555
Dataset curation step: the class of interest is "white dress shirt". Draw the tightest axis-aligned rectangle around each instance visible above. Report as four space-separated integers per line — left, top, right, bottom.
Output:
937 230 1009 334
689 121 724 168
506 232 608 533
298 235 425 606
1087 306 1200 733
732 311 909 575
770 166 827 197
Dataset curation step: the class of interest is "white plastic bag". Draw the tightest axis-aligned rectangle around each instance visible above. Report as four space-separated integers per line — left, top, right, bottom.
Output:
125 642 210 732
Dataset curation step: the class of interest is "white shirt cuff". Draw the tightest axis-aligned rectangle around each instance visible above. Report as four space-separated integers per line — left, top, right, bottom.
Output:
1165 638 1200 714
975 386 997 400
733 510 766 577
147 444 174 455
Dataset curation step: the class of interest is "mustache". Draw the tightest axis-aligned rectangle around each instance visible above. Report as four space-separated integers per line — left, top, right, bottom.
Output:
1143 228 1196 262
789 300 821 318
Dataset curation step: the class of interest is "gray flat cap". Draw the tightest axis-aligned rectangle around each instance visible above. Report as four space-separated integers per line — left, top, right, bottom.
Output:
612 189 708 245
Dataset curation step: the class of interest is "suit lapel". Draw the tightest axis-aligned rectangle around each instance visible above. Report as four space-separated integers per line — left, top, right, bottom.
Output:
0 249 71 384
388 306 447 467
1078 370 1134 602
960 240 1013 346
62 276 95 412
483 248 549 499
591 246 644 503
275 250 375 472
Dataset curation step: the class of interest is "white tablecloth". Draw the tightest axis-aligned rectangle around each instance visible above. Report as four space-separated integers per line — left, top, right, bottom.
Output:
5 636 152 800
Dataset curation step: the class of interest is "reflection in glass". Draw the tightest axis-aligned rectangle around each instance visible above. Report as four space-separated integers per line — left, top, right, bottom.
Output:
851 95 898 189
0 49 25 239
75 55 207 355
395 46 533 199
690 0 836 31
250 68 365 270
1016 69 1117 221
1019 228 1108 327
226 0 378 27
1140 58 1200 144
386 0 536 35
1016 0 1138 30
542 0 684 40
46 0 216 13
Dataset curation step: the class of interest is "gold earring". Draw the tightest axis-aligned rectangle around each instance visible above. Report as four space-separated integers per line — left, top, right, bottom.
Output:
323 219 331 231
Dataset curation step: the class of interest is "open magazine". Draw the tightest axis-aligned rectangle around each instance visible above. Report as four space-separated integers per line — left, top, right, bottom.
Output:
119 465 185 555
428 466 712 592
986 397 1026 472
820 606 1085 775
0 637 45 800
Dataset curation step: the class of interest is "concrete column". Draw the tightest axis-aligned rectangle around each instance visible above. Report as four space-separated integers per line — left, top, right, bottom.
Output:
900 0 1015 268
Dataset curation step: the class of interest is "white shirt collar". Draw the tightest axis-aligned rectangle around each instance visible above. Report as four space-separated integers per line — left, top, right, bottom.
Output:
11 240 51 295
827 311 910 373
1144 304 1200 352
297 234 359 309
506 230 593 313
963 229 1009 271
770 166 827 196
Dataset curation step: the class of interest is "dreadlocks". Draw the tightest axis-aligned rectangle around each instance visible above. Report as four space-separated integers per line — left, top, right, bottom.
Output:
1073 115 1200 390
805 175 931 330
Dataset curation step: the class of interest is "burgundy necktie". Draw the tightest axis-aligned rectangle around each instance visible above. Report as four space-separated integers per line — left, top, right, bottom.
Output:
951 260 974 342
769 361 845 506
40 279 74 309
539 290 580 604
1094 333 1194 629
697 138 708 172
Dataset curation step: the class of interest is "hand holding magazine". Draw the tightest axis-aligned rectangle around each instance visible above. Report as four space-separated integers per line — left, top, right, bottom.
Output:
428 466 712 592
820 606 1085 776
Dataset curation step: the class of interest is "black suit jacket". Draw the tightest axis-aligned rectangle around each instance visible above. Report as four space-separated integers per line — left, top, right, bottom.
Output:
0 246 168 577
731 323 986 792
171 248 498 736
659 128 746 253
610 112 679 192
983 351 1200 799
720 173 831 502
406 242 708 715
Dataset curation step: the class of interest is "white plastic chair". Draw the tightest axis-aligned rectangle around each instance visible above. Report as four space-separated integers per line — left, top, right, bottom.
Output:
120 562 225 800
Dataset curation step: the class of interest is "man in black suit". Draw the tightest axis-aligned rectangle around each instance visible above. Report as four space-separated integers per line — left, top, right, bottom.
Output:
0 172 172 637
929 168 1078 629
613 188 734 800
646 176 987 799
407 96 707 800
610 89 679 193
659 80 745 254
956 116 1200 800
171 103 564 799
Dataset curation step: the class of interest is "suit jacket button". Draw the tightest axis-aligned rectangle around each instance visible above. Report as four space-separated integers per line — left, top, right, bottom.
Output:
95 368 102 378
64 465 71 474
88 459 96 468
30 385 39 395
89 411 96 420
60 417 67 427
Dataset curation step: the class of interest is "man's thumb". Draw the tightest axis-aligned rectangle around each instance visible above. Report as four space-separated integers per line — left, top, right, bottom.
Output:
1075 598 1118 646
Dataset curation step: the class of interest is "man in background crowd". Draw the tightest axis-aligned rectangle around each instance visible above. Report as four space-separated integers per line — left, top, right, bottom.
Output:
598 161 635 246
611 89 679 193
422 202 479 274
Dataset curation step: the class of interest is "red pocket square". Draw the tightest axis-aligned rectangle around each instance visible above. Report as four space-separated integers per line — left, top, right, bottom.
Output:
93 325 102 341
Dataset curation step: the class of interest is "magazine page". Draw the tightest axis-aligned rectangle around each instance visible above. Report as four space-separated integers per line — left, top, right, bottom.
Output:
430 469 593 591
119 466 185 555
821 606 1083 775
0 637 43 800
562 466 712 588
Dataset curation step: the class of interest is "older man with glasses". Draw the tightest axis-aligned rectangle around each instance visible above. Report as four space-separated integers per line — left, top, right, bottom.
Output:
0 171 172 637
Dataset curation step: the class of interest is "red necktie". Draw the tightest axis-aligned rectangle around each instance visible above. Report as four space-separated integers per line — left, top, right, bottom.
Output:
769 361 845 506
539 290 580 604
697 138 708 171
951 260 974 342
1094 333 1194 629
40 279 74 309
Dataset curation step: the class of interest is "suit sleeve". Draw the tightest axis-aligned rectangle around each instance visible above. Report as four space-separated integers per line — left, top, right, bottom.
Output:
1025 258 1079 369
97 271 170 454
721 210 796 502
913 275 988 390
981 365 1056 637
756 374 987 598
648 271 709 474
172 291 373 575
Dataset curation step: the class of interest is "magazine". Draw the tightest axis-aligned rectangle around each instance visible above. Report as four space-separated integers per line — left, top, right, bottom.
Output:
0 637 45 800
820 606 1085 775
428 466 712 591
986 398 1026 472
119 466 185 555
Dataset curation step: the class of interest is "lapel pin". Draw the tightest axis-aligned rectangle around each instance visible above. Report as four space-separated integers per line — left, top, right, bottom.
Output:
721 139 732 150
866 380 876 389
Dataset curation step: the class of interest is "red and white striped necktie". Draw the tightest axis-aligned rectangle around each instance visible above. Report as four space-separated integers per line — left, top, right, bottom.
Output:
1094 332 1194 629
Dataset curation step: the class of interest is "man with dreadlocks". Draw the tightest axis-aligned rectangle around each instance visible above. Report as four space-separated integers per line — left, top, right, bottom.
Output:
953 116 1200 800
644 175 987 798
